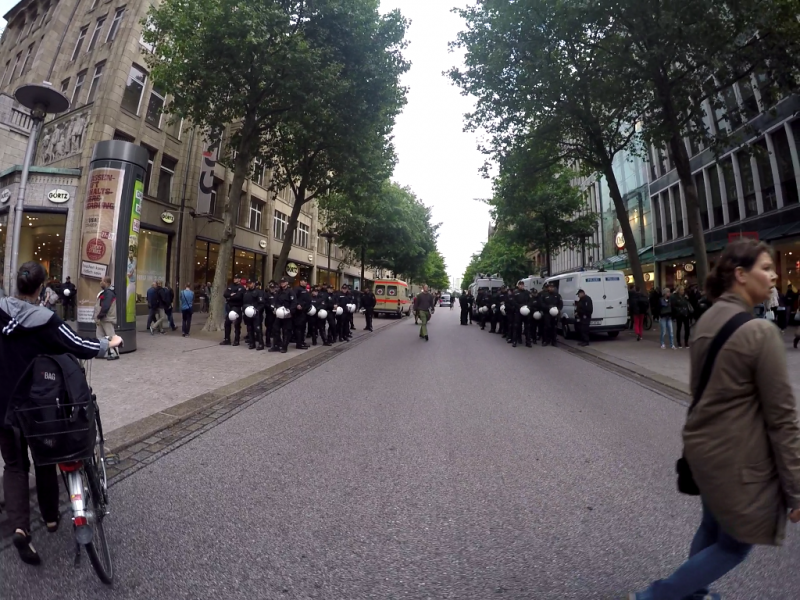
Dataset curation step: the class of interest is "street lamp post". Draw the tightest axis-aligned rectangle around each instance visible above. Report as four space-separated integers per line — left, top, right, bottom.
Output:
9 83 69 295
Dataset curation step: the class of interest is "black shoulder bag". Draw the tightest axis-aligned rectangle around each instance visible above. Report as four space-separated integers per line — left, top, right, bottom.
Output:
676 311 752 495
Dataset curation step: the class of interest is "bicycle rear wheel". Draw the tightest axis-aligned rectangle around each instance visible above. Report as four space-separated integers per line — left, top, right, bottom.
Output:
84 459 113 584
644 314 653 331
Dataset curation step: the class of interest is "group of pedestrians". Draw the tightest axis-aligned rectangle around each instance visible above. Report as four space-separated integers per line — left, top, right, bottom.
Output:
219 278 376 353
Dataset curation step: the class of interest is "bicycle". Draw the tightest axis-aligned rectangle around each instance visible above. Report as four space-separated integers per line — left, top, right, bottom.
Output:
13 353 115 584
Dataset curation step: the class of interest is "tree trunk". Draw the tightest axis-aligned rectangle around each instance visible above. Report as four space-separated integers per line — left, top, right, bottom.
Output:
274 186 308 281
601 161 645 291
203 130 253 332
669 132 708 289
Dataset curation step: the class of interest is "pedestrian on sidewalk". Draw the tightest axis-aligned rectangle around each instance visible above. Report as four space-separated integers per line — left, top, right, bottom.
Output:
630 239 800 600
147 282 166 335
160 282 177 331
180 284 194 337
671 286 693 349
94 276 119 360
632 286 648 341
413 284 435 341
659 288 675 349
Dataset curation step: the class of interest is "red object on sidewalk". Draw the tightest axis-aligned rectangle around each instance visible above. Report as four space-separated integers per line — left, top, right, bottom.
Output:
633 314 645 337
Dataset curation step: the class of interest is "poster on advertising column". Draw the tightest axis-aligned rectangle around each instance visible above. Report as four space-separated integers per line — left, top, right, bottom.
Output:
77 167 124 324
126 179 143 322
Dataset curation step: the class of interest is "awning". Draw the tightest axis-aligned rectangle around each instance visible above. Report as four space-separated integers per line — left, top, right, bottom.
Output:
654 240 726 262
600 245 654 270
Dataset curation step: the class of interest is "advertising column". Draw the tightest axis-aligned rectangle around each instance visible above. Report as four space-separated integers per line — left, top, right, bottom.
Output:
77 141 148 352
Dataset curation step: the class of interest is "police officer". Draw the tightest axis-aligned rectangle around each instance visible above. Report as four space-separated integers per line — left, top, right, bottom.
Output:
465 290 475 324
220 277 246 346
489 287 501 333
497 285 510 338
322 283 337 345
242 280 264 350
512 281 532 348
263 281 277 350
575 288 593 347
269 277 295 353
540 282 563 347
362 286 376 331
346 286 356 332
335 284 351 342
460 289 470 325
292 277 311 350
308 287 325 345
476 289 488 330
530 288 544 345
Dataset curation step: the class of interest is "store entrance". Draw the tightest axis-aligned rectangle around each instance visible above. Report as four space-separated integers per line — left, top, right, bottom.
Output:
19 212 66 281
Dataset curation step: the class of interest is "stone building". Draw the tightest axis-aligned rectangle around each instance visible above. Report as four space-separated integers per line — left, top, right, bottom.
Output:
0 0 376 304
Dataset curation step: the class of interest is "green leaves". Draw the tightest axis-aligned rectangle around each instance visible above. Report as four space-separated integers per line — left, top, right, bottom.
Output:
461 234 530 290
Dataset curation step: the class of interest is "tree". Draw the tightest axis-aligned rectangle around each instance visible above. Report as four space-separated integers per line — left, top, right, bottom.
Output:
596 0 800 287
450 0 648 290
493 142 597 275
144 0 326 331
460 233 531 289
263 0 410 281
422 251 449 291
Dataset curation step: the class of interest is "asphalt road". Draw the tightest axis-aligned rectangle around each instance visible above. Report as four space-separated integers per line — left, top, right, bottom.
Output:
2 305 800 599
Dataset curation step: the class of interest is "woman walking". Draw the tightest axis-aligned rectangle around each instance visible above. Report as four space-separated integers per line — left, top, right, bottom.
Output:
671 286 693 348
659 288 675 349
629 239 800 600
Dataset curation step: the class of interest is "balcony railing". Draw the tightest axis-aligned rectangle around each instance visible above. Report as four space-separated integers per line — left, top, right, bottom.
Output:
10 107 32 132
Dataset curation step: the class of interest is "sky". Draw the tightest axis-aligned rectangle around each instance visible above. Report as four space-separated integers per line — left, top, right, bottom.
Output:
0 0 493 286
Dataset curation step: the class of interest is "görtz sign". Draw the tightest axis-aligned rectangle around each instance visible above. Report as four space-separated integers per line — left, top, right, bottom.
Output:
47 189 70 203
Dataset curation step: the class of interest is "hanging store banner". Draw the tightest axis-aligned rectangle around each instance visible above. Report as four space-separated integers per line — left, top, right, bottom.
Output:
196 135 220 216
77 167 124 323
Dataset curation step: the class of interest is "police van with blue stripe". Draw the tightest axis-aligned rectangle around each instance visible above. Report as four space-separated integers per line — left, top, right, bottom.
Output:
544 270 629 339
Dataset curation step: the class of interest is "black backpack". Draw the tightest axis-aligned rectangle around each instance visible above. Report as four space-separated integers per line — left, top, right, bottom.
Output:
10 354 96 466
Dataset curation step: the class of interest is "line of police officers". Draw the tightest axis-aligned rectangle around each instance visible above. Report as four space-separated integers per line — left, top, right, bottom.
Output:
470 281 566 347
220 277 376 353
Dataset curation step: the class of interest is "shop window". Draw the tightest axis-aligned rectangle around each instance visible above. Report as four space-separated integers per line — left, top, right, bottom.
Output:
233 249 258 282
86 61 105 103
194 240 220 288
71 70 86 107
653 194 663 244
141 145 156 195
772 127 798 205
121 64 147 114
135 229 168 300
662 191 673 241
753 139 777 212
72 26 88 60
106 7 125 43
158 156 177 203
19 212 66 282
737 153 758 217
294 222 309 248
145 83 165 127
87 15 106 53
709 166 724 225
695 173 709 230
248 198 264 231
273 210 288 240
721 159 740 223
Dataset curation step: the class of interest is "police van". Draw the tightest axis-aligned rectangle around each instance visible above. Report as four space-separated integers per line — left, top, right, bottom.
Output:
543 270 628 339
468 275 504 319
517 276 547 293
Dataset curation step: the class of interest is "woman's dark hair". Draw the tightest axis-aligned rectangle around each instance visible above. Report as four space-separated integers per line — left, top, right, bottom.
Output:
705 239 773 301
17 261 47 296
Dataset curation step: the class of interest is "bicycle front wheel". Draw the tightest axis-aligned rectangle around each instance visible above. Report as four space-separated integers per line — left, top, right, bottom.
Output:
84 460 113 584
644 314 653 331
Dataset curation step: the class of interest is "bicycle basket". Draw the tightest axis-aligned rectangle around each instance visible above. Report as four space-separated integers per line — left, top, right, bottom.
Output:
10 355 96 466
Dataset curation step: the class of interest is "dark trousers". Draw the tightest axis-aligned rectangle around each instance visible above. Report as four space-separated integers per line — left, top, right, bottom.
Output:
273 317 293 349
165 307 176 330
578 316 590 343
349 310 355 330
490 311 498 332
544 315 558 345
63 300 75 321
1 427 60 535
365 307 374 330
479 311 487 329
676 315 691 347
245 315 263 347
293 314 307 348
513 314 531 344
181 309 193 335
326 315 337 342
224 308 242 342
264 313 275 347
460 308 469 325
337 315 350 340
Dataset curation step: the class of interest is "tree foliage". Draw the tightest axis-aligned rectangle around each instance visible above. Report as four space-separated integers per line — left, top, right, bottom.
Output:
461 233 531 290
422 250 449 291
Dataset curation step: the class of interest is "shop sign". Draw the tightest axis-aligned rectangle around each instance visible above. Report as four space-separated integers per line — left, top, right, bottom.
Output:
286 262 298 278
259 239 267 249
684 263 694 272
615 231 625 249
0 188 12 203
728 231 758 242
308 253 314 262
644 273 652 282
47 189 70 203
160 211 175 224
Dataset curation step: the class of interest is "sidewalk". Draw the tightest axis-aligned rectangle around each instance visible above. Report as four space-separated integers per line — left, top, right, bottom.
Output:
562 318 800 397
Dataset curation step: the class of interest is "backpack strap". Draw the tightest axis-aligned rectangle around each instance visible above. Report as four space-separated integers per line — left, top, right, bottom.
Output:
689 311 753 414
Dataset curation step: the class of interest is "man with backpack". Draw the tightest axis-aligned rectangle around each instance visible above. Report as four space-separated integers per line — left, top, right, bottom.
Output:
94 276 119 360
159 282 177 331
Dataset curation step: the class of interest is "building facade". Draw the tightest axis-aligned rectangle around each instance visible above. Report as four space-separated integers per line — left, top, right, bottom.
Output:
0 0 376 304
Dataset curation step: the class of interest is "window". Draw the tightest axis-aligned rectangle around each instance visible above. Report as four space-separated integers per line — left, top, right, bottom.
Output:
90 0 99 10
273 210 288 240
87 16 105 52
254 161 264 187
737 153 758 218
15 19 26 45
209 187 218 217
121 64 146 114
653 194 663 244
164 116 183 139
60 77 70 94
142 145 156 194
773 127 798 205
86 62 104 103
106 7 125 42
721 159 740 223
71 70 86 106
10 52 21 81
673 187 684 237
375 285 385 295
112 130 134 142
72 26 88 60
19 43 34 77
738 78 759 122
157 156 177 203
753 139 777 213
145 84 165 127
25 13 37 37
38 4 51 28
139 19 155 52
2 61 10 86
248 198 264 231
709 166 724 225
695 173 709 230
662 191 673 240
294 222 309 248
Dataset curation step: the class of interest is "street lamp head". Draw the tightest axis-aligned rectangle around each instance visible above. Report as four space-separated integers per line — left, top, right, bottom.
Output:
14 83 70 119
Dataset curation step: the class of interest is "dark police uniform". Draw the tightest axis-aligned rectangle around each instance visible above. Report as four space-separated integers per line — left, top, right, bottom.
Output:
308 293 324 345
263 285 276 349
489 289 500 333
242 284 266 350
460 291 471 325
269 285 296 353
362 290 376 331
512 286 532 347
497 288 510 337
292 284 312 350
322 287 337 344
576 292 594 345
222 281 245 345
540 287 564 347
335 289 351 341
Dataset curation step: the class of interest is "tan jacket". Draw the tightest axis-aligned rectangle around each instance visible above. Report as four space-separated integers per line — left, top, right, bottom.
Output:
684 292 800 545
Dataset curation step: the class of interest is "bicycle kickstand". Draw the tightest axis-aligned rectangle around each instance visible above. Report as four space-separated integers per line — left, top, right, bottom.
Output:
74 540 82 568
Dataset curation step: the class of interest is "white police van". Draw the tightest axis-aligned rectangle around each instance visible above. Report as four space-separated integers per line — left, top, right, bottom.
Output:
543 270 628 339
468 275 504 319
517 276 547 293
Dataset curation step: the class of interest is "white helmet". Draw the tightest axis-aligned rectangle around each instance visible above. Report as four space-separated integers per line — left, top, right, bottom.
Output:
491 304 496 310
244 306 256 318
533 311 542 320
500 305 506 315
63 288 71 297
307 305 317 317
549 306 559 317
480 306 488 314
228 310 239 322
348 304 356 313
520 306 531 317
318 309 328 320
336 306 344 316
276 306 290 320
